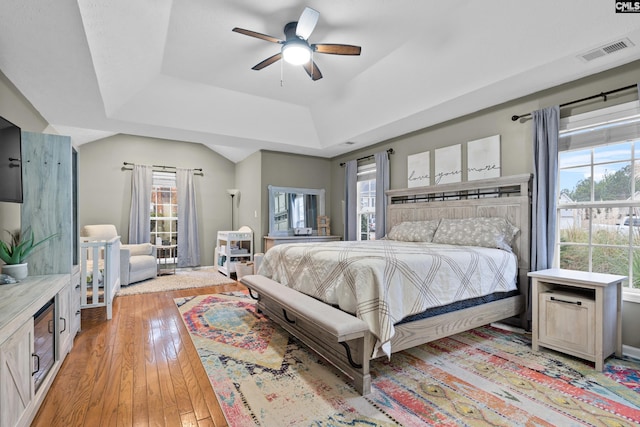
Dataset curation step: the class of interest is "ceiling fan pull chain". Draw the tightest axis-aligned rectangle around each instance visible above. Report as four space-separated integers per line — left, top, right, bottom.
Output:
280 58 284 87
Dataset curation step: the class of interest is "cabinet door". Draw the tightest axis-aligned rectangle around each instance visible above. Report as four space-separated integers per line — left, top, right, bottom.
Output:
70 270 81 337
0 320 34 427
57 283 72 357
21 131 72 276
539 292 595 357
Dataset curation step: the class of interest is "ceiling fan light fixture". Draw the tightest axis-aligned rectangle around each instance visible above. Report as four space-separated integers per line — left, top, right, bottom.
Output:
282 40 311 65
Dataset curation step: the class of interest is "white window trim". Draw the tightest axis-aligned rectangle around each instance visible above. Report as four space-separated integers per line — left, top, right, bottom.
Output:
557 100 640 298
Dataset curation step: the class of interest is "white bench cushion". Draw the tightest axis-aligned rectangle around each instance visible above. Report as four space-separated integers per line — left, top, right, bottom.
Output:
241 275 368 340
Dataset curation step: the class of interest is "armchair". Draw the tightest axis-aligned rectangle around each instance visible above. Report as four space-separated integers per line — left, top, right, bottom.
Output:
80 224 157 286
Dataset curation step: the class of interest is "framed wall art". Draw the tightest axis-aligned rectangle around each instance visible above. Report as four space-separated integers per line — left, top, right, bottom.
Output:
467 135 501 180
434 144 462 184
407 151 430 187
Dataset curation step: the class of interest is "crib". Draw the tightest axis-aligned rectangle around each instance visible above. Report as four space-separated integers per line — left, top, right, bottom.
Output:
80 236 121 319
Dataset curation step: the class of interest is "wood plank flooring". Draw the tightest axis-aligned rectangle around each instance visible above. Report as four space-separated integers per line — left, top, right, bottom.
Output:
31 281 245 427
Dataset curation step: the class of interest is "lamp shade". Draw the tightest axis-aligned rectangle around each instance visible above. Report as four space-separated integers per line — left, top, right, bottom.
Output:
282 40 311 65
226 188 240 196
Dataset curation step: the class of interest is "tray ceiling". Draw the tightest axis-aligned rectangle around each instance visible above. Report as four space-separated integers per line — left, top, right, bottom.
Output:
1 0 639 162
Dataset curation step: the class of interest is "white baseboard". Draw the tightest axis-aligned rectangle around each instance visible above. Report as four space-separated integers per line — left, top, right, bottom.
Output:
622 344 640 360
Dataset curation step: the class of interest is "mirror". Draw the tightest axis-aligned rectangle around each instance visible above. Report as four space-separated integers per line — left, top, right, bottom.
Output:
268 185 325 236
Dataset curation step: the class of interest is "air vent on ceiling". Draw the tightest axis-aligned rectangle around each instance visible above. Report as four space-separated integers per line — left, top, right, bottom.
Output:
344 141 356 145
578 38 635 62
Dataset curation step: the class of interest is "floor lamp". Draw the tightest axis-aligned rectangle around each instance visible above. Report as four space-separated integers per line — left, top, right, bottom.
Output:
227 189 239 230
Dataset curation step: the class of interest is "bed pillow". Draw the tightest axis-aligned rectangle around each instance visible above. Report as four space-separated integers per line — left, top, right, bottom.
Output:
432 217 519 252
386 220 441 242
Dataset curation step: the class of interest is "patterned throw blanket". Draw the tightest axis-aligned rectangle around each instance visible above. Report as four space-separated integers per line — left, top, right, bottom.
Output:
258 240 517 356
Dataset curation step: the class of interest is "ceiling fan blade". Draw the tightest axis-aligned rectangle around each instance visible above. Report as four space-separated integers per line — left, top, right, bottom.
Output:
252 53 282 70
302 61 323 81
296 7 319 40
232 27 283 44
313 44 361 55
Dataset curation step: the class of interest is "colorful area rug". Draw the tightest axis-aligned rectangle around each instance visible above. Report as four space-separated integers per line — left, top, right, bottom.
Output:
176 293 640 426
117 267 235 296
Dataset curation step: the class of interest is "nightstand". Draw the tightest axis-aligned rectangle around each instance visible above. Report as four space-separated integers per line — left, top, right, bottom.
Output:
528 268 625 371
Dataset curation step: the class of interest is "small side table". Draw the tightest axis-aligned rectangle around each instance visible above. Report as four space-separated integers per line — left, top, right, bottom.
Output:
528 268 625 371
157 245 177 275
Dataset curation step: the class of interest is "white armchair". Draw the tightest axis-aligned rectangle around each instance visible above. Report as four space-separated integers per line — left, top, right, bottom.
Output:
80 224 157 286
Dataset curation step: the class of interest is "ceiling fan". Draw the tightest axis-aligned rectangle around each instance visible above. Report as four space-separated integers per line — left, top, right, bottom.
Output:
232 7 361 81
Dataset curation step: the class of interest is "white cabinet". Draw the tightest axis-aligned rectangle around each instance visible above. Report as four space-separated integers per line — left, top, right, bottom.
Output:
217 231 253 276
529 268 625 371
0 274 73 427
70 268 81 338
0 320 34 427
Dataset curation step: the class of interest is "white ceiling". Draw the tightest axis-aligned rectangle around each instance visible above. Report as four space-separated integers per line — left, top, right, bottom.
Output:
1 1 640 163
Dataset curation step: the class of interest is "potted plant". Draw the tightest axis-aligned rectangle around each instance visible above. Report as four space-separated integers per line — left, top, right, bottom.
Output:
0 229 57 280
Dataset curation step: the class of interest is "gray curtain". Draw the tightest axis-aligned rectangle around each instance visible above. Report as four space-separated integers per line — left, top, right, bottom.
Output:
530 106 560 322
344 159 358 241
374 151 390 240
304 194 317 230
128 164 153 244
177 168 200 267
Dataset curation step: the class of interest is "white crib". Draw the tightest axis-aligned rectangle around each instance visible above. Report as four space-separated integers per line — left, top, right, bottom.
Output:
80 237 121 319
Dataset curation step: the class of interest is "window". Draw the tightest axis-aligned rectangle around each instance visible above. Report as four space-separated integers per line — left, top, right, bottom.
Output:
151 171 177 246
357 161 376 240
556 100 640 295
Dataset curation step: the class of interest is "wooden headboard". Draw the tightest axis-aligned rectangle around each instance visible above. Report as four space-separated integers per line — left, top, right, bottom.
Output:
385 174 532 292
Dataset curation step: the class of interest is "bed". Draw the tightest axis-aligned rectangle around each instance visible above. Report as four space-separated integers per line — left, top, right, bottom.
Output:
241 174 531 394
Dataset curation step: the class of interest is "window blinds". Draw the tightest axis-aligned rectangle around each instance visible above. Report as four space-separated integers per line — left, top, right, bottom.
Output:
559 100 640 152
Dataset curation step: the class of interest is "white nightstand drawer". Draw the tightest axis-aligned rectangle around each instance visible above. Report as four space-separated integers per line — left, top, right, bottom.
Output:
538 290 595 358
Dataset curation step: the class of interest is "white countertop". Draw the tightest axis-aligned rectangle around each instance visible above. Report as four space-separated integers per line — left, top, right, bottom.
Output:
0 274 69 345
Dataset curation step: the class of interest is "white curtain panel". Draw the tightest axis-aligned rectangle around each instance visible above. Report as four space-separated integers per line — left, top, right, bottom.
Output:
176 168 200 267
128 164 153 244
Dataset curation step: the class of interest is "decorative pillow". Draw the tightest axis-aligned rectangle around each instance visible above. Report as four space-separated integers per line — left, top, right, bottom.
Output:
386 220 441 242
432 217 519 252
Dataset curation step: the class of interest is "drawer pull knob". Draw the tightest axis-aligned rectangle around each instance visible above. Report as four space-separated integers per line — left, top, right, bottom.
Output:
282 309 296 324
550 296 581 306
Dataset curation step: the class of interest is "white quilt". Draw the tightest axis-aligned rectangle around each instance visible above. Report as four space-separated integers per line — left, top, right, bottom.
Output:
258 240 518 356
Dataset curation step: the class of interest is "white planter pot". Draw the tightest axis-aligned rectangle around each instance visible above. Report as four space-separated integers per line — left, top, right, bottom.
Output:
1 263 28 281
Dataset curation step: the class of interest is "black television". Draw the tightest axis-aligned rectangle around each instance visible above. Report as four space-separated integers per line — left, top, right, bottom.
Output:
0 116 22 203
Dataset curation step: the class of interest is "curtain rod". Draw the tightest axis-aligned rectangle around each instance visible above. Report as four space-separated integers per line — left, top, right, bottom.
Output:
511 83 638 122
122 162 204 175
339 148 394 167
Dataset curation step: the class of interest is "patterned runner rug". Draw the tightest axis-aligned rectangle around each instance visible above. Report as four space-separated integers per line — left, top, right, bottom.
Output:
175 293 640 426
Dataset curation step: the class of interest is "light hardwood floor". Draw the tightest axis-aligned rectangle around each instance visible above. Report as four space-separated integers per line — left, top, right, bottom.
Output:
31 281 245 427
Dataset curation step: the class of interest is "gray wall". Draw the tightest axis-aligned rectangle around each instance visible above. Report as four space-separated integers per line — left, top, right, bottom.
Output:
0 70 49 237
329 60 640 348
257 151 332 252
77 134 235 267
235 150 262 251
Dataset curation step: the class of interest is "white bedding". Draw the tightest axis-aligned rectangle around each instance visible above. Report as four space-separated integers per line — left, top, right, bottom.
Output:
258 240 518 356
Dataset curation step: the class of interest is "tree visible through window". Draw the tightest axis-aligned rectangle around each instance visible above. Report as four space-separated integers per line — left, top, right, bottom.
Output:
151 171 177 246
557 101 640 292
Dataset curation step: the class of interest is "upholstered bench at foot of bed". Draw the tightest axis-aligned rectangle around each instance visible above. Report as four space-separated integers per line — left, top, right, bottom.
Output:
240 274 372 395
